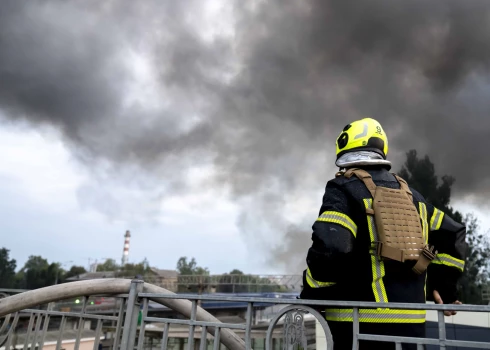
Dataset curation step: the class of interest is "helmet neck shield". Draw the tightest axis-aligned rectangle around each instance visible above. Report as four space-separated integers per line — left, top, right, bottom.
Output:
335 151 392 170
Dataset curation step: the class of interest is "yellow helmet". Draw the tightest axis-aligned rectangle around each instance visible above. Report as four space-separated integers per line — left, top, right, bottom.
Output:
335 118 388 160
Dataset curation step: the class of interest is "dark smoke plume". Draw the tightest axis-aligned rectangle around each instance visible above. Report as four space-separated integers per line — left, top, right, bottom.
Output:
2 0 490 272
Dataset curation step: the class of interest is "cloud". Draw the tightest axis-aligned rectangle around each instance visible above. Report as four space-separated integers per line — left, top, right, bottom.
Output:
2 0 490 272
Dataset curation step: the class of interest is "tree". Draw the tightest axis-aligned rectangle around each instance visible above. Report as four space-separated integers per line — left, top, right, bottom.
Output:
217 269 286 293
118 261 152 277
0 248 17 288
458 215 490 304
217 269 244 293
16 255 58 289
63 265 87 281
96 259 118 272
399 150 462 223
176 257 210 293
398 149 490 304
176 257 209 275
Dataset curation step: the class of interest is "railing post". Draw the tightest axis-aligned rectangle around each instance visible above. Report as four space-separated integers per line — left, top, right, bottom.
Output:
120 280 144 350
245 302 253 350
352 307 359 350
437 311 446 350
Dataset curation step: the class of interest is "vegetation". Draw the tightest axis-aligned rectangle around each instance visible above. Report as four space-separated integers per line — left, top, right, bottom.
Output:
399 150 490 304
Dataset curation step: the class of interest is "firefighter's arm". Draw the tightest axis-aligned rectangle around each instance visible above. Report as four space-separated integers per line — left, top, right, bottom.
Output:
305 181 356 290
426 206 467 304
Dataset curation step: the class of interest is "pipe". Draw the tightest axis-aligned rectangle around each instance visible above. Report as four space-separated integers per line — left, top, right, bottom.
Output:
0 279 245 350
143 283 246 349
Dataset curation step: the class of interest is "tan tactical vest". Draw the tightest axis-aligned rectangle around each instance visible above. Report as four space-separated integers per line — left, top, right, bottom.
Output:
338 168 436 274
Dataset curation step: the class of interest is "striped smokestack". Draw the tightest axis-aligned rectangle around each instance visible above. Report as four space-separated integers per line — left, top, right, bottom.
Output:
122 230 130 265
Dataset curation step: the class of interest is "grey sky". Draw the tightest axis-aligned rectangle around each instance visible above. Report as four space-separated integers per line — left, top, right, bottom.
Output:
2 0 490 273
0 125 251 273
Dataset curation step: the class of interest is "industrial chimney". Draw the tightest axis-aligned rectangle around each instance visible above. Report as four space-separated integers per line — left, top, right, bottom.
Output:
122 230 131 265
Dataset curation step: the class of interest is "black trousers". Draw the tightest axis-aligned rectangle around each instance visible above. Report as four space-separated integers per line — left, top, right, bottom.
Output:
327 321 426 350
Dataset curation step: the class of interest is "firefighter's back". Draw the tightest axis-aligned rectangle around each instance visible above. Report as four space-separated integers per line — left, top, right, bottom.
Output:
319 167 428 350
327 167 427 304
301 118 466 349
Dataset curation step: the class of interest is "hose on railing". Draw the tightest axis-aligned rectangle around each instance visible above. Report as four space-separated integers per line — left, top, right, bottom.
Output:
0 279 246 350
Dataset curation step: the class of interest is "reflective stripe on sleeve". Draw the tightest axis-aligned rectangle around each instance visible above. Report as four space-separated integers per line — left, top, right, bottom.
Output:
432 253 465 271
306 268 336 288
430 208 445 231
317 211 357 237
418 202 429 299
419 202 429 244
363 199 388 304
325 308 426 324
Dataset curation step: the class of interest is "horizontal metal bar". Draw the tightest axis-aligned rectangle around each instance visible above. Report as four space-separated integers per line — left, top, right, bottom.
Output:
445 339 490 349
144 316 247 330
358 334 440 346
88 293 129 297
22 309 119 321
360 334 490 349
138 294 490 312
48 294 128 300
169 282 292 286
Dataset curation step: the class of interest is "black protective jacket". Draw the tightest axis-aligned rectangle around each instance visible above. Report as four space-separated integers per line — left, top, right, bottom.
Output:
300 166 467 319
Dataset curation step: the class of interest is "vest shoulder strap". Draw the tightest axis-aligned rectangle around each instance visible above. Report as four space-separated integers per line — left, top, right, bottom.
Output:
392 174 413 201
343 168 377 199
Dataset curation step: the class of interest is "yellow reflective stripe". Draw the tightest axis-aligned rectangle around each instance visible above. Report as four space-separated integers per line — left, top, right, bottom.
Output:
306 268 336 288
432 253 465 271
418 202 429 298
430 208 445 231
325 308 426 324
363 199 388 304
317 211 357 237
418 202 429 244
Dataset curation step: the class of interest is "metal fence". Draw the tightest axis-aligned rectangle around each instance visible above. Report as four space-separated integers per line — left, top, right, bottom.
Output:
115 274 302 294
1 279 490 350
482 286 490 303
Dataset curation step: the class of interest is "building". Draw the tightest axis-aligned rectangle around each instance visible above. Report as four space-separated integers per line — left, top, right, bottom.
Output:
65 272 116 281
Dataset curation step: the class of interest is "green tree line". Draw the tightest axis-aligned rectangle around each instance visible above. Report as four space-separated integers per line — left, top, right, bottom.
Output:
0 252 285 293
0 252 88 289
0 254 154 289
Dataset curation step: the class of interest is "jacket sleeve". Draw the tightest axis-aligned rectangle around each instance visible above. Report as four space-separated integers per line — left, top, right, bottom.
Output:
302 180 357 296
426 205 467 304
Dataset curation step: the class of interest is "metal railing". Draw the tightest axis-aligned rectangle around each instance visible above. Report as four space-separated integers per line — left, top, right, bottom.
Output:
111 274 303 293
174 274 302 287
482 285 490 303
0 290 29 300
0 279 244 350
1 279 490 350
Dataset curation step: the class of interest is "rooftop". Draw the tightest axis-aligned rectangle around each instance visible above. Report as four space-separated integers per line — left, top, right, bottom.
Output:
65 271 116 281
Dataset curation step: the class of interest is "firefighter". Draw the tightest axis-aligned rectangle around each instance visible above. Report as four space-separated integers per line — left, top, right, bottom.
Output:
300 118 466 350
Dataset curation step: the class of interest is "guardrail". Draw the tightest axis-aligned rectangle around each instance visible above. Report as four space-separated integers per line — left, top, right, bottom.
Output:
1 279 490 349
0 279 245 350
483 286 490 303
0 289 29 299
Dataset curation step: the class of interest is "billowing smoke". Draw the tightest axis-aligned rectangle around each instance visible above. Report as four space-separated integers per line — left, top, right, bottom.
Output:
2 0 490 273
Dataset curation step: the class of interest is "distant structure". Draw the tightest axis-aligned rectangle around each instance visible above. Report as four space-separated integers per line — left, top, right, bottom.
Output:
121 230 131 265
89 261 98 273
